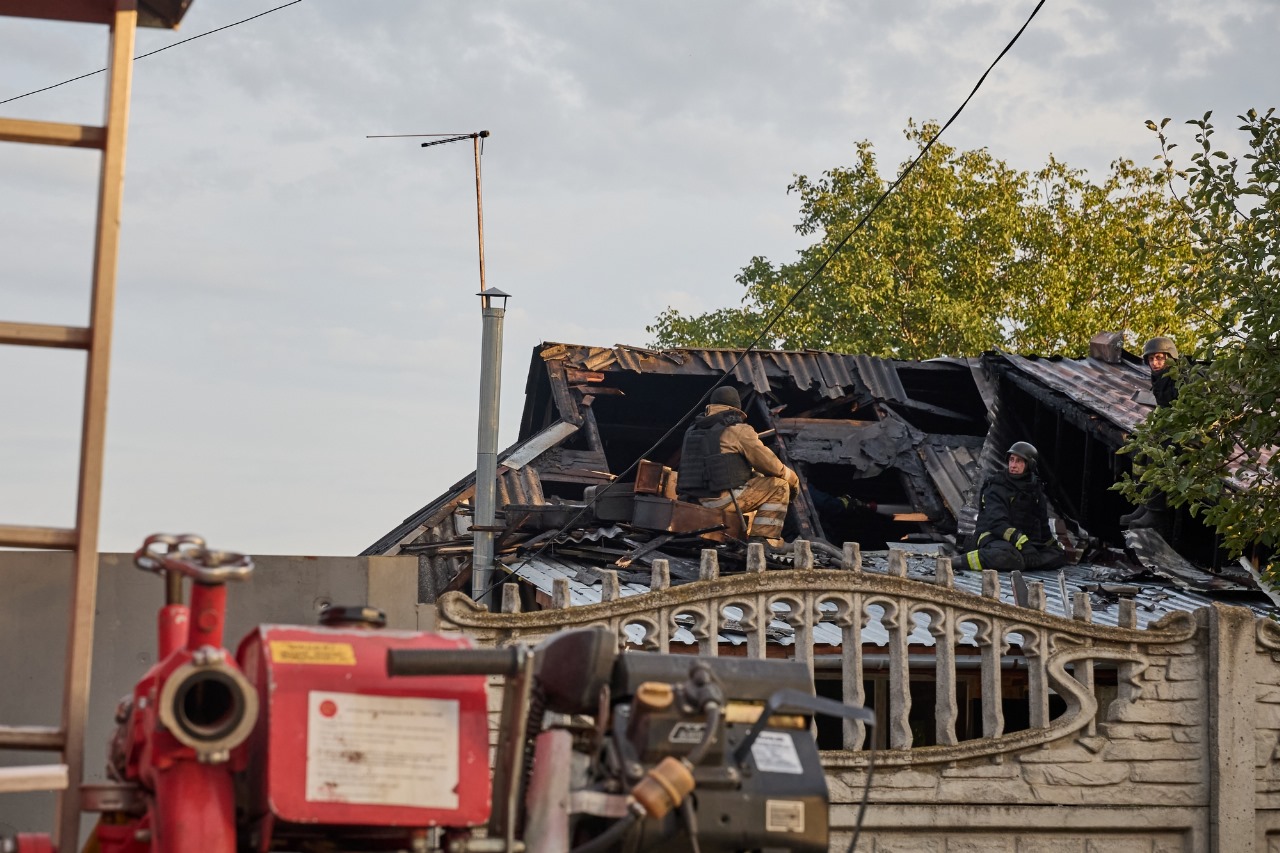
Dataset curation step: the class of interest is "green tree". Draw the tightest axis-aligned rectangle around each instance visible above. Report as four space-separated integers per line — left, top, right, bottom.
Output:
1119 109 1280 579
648 121 1208 358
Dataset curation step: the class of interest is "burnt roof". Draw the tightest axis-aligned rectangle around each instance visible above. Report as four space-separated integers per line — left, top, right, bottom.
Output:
365 339 1270 616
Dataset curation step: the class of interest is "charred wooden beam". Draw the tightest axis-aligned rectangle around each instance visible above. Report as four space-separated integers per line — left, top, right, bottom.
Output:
545 359 584 425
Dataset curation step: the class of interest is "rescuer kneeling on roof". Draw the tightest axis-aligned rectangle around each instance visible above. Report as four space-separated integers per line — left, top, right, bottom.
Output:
951 441 1067 573
678 385 800 547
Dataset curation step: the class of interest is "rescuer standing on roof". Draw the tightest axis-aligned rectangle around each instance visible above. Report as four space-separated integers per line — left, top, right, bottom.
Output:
677 385 800 547
951 441 1067 573
1120 336 1180 530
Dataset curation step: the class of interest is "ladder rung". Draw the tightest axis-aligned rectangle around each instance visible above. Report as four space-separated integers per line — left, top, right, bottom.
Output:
0 726 66 751
0 764 69 794
0 117 105 149
0 321 91 350
0 525 77 550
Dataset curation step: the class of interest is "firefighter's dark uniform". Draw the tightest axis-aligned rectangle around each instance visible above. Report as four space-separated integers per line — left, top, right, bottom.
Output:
960 468 1066 572
678 399 798 544
1122 336 1181 528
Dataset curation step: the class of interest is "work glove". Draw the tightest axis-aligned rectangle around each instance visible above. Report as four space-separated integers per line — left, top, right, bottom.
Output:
783 467 800 492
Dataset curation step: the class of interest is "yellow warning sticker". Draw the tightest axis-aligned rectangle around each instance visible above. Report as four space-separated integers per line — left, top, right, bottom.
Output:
270 641 357 666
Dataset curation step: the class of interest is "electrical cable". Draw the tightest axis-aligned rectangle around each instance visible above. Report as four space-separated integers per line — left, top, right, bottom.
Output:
683 702 721 767
846 746 877 853
474 0 1049 606
0 0 304 107
566 810 640 853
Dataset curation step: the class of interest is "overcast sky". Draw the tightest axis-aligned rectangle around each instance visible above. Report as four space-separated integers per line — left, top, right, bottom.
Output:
1 0 1275 556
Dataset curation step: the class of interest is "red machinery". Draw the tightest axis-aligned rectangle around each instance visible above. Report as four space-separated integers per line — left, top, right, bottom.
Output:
6 534 874 853
99 534 259 853
236 621 490 849
56 535 492 853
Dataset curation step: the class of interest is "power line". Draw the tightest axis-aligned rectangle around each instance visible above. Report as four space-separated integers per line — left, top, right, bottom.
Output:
0 0 303 107
476 0 1049 604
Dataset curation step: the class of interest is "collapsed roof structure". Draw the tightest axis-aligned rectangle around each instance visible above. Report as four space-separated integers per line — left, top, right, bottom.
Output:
364 334 1270 635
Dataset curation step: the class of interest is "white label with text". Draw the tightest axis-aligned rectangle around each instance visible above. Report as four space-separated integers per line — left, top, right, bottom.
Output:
306 691 459 809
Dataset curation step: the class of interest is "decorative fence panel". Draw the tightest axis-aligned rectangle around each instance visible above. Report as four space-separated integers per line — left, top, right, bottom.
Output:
440 541 1198 768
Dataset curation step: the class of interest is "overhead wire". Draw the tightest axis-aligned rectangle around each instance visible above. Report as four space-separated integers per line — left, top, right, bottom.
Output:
473 0 1049 603
0 0 304 107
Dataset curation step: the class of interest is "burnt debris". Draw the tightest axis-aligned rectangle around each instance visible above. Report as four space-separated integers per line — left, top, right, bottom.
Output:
363 339 1268 619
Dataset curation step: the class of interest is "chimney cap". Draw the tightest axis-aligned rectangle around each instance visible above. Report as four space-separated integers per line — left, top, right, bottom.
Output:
1088 331 1123 364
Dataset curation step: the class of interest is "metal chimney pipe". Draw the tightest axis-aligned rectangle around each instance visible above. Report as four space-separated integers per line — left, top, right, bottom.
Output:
472 287 510 608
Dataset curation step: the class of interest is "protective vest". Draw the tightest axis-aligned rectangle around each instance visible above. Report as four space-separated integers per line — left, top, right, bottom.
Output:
974 471 1050 544
677 410 753 497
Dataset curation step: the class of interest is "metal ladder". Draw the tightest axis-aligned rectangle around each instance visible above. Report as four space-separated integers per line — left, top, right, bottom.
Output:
0 2 141 848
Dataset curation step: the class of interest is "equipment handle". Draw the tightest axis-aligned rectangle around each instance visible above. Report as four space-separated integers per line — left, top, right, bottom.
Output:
386 647 523 678
134 533 254 585
732 687 875 765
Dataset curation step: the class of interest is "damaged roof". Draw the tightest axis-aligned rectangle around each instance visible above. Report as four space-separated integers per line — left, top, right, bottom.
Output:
365 338 1271 628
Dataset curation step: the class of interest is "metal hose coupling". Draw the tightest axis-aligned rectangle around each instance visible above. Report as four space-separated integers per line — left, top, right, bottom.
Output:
157 646 259 763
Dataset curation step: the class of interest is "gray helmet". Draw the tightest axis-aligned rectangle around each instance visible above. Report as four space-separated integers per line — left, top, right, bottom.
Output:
1006 441 1039 469
709 385 742 409
1142 336 1179 362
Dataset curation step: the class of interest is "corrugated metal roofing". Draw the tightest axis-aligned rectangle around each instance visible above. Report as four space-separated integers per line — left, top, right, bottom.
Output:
919 441 982 520
851 355 906 403
999 352 1277 491
558 344 886 401
1000 354 1153 433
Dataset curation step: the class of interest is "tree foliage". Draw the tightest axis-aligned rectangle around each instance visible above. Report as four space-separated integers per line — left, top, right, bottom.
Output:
1118 109 1280 579
648 122 1211 358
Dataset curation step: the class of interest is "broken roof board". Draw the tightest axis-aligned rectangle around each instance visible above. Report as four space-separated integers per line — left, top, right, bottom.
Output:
361 422 573 557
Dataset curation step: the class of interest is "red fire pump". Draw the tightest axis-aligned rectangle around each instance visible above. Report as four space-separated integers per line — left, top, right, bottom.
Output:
85 534 492 853
97 534 259 853
235 617 490 848
6 533 877 853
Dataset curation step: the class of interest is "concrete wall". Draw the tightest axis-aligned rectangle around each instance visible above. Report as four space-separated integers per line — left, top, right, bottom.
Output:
438 569 1280 853
825 604 1278 852
0 551 421 840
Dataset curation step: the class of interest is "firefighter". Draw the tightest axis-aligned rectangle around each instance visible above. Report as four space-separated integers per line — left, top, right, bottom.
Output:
1120 336 1180 529
677 385 799 546
951 441 1066 572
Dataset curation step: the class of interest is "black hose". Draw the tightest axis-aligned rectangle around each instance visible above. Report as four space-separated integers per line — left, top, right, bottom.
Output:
568 811 640 853
680 798 702 853
845 747 877 853
684 702 722 767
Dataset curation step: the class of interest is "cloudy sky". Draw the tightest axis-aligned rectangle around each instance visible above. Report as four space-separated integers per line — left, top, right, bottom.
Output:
1 0 1274 556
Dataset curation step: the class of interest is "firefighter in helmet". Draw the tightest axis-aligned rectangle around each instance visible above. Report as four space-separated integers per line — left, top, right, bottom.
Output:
677 385 799 547
951 441 1066 572
1120 336 1181 529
